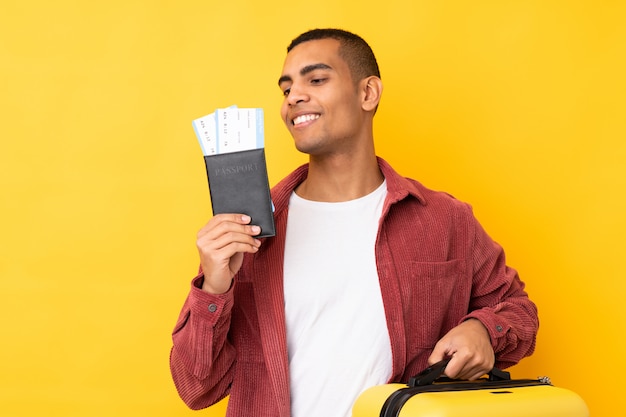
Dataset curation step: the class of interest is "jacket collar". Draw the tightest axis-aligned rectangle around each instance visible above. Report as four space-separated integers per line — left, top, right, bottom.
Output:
270 157 426 216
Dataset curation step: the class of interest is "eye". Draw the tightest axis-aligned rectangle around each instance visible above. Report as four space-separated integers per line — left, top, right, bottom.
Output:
282 87 291 97
311 78 326 85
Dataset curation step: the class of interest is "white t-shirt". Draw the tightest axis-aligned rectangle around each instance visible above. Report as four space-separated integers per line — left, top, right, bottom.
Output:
283 181 392 417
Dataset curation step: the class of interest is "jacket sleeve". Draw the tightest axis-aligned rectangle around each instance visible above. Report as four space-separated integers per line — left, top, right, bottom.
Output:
462 215 539 369
169 274 236 410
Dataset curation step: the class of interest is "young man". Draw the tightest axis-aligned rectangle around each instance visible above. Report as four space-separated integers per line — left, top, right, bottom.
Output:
170 29 539 417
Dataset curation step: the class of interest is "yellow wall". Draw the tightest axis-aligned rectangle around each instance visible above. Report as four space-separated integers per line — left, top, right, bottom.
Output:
2 1 624 416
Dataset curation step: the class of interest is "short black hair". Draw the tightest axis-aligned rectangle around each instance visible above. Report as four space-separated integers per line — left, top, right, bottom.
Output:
287 28 381 82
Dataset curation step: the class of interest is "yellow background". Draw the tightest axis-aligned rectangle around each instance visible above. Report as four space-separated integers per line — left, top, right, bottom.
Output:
2 1 624 416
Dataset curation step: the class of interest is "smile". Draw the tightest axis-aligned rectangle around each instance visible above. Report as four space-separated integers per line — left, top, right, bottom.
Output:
292 114 320 126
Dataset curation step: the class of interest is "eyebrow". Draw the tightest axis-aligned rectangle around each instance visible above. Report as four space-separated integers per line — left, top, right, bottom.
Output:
278 63 333 86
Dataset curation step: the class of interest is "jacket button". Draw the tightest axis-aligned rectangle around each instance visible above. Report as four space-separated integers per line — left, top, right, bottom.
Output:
208 303 218 313
496 325 503 332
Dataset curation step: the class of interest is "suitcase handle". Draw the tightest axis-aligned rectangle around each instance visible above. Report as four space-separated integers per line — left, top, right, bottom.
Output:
408 358 511 387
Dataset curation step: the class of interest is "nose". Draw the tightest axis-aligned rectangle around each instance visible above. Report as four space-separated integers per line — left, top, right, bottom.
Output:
286 82 309 106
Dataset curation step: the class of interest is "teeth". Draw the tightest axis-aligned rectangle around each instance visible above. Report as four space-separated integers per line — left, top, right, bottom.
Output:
293 114 320 125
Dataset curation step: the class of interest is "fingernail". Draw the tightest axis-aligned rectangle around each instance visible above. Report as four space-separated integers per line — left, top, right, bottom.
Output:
242 215 251 222
251 226 261 234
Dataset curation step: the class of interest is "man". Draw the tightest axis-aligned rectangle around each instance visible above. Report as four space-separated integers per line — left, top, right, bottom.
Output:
170 28 538 417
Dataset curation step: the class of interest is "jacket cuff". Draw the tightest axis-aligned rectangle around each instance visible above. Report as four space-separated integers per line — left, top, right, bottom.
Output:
189 274 235 326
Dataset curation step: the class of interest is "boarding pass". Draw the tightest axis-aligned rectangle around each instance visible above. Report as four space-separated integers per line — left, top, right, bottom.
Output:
192 105 264 156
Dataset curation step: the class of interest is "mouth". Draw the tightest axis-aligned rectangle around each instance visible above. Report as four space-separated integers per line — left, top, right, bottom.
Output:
292 113 320 126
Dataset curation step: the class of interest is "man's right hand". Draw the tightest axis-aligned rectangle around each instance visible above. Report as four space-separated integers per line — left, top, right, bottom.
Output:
196 214 262 294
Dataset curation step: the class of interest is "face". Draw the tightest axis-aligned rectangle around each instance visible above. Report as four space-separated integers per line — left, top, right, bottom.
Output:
278 38 367 156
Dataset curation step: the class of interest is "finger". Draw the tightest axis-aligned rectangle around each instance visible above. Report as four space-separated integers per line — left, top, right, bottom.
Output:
198 213 252 233
213 233 262 255
215 213 253 224
197 224 262 276
199 226 261 249
448 352 492 380
457 364 489 381
198 231 261 264
199 215 261 242
441 355 464 379
427 340 452 366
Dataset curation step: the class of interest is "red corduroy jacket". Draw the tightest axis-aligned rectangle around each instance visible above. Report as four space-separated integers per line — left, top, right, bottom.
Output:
170 157 538 416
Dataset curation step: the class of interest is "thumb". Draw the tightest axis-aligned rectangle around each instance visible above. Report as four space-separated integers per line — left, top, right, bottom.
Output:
428 339 453 365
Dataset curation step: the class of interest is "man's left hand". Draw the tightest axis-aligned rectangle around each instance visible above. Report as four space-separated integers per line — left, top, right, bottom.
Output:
428 319 495 380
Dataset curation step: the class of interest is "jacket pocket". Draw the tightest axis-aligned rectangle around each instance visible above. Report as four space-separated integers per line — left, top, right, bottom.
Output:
395 259 467 350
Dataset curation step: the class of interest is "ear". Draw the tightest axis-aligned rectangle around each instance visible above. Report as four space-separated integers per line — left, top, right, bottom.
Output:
360 76 383 112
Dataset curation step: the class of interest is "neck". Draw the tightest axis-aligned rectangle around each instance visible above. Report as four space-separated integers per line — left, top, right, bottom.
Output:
295 152 384 202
